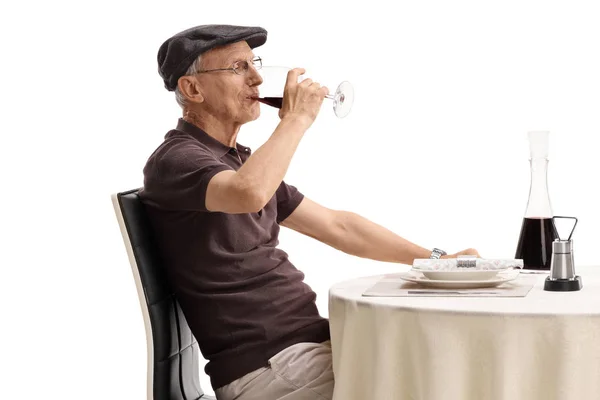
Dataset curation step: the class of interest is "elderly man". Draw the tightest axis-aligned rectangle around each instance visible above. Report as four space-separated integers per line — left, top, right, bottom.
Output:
139 24 479 400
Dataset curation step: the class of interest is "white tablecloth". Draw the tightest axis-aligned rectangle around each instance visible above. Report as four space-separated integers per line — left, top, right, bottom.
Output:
328 266 600 400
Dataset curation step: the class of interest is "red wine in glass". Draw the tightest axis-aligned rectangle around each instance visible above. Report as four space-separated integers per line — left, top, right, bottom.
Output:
515 217 559 270
255 97 283 109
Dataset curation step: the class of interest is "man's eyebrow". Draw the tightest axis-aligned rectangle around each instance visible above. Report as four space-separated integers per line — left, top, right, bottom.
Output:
226 53 256 64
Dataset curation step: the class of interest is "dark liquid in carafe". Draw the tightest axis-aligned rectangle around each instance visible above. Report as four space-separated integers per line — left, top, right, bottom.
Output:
256 97 283 108
515 217 559 270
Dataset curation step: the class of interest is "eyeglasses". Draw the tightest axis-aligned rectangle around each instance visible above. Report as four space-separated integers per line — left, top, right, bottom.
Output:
196 57 262 76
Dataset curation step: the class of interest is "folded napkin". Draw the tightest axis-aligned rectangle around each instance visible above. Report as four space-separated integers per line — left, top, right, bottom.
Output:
412 258 523 271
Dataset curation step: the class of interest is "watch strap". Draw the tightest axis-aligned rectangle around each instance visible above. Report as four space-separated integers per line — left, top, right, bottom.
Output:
430 248 447 259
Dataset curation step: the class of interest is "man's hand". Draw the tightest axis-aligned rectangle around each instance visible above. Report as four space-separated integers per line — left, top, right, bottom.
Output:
442 248 481 259
279 68 329 127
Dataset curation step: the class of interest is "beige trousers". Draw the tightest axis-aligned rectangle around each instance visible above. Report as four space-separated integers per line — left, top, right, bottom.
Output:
214 341 334 400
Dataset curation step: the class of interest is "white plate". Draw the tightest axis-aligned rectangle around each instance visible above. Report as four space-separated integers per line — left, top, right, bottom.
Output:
399 270 520 289
413 269 508 281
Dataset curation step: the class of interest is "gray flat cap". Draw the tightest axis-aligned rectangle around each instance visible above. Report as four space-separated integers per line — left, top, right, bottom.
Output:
157 24 268 91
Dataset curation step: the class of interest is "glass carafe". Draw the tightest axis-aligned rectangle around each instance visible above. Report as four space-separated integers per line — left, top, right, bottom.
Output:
515 131 559 270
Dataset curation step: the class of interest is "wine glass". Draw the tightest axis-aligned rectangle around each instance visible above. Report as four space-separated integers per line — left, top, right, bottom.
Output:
254 66 354 118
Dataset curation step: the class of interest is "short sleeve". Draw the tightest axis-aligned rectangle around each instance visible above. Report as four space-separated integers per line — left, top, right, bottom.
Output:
275 181 304 223
140 140 233 211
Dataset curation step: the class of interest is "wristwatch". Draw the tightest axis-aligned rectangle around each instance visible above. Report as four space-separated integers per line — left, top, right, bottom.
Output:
430 248 447 259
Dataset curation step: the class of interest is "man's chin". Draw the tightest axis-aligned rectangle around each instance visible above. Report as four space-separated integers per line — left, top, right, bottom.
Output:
245 108 261 123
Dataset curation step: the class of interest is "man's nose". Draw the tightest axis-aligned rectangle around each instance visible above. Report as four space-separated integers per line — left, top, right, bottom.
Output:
248 66 263 86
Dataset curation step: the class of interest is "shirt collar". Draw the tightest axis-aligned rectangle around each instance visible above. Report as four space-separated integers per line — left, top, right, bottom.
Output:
175 118 251 158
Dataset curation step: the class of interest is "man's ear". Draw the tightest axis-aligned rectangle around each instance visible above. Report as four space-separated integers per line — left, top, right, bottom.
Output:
177 76 204 104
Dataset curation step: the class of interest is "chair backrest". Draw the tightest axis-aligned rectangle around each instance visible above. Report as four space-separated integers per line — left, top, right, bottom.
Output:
112 188 213 400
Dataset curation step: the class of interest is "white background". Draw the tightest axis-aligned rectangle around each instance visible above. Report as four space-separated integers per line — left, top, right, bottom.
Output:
1 0 599 398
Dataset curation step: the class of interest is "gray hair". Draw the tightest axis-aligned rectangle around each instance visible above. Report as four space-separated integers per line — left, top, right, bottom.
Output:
174 55 203 109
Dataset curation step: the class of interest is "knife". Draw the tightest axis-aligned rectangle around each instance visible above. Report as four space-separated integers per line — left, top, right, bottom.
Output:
407 290 499 294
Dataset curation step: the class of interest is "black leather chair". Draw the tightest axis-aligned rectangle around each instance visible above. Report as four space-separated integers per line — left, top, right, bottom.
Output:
112 188 216 400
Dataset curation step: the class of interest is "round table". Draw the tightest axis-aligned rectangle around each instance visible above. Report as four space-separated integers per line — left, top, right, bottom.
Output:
328 266 600 400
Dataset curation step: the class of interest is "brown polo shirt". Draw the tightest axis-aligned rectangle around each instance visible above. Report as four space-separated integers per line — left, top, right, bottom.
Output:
138 119 330 389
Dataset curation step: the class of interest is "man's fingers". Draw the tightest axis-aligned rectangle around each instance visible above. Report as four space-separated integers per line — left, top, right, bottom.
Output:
286 68 306 86
299 78 314 88
461 248 480 257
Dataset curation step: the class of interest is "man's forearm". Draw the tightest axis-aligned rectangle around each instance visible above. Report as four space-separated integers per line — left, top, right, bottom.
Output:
329 211 431 265
235 116 309 204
